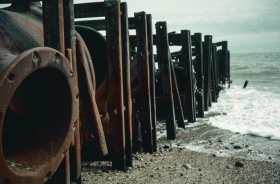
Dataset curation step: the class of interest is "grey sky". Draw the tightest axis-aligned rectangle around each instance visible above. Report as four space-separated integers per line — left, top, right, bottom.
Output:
76 0 280 53
1 0 279 53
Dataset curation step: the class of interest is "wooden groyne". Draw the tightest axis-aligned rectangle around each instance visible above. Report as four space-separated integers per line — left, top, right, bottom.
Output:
0 0 230 183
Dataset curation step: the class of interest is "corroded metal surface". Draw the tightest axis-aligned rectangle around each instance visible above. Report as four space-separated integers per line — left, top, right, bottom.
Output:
76 33 108 155
0 47 78 184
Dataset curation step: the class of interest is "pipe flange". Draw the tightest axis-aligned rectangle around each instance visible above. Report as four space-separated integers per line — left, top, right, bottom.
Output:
0 47 79 184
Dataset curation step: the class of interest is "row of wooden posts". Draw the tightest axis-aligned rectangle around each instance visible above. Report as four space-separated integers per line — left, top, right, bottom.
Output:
73 0 230 173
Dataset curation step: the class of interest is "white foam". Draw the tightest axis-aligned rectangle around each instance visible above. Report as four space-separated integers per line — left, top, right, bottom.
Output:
208 85 280 140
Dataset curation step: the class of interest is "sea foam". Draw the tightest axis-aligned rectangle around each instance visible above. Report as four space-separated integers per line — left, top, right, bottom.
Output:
208 85 280 140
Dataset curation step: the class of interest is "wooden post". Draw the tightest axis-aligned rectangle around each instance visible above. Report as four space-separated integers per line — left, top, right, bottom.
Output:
135 11 153 153
146 14 157 152
156 21 176 140
192 33 204 118
181 30 196 123
221 41 228 84
170 61 185 128
120 2 133 167
227 50 231 87
203 35 212 111
43 0 65 55
43 1 71 183
211 44 218 102
105 0 126 171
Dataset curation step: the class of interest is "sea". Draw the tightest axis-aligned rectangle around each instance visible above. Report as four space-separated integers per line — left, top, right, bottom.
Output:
208 52 280 140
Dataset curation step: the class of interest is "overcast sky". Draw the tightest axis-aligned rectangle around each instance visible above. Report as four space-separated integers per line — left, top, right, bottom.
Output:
1 0 279 53
75 0 280 53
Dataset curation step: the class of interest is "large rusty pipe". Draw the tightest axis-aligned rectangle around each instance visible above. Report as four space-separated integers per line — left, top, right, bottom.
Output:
0 47 79 184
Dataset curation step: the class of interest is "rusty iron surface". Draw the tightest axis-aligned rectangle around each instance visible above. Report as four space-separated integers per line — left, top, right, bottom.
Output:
0 5 43 56
76 33 108 155
0 47 78 184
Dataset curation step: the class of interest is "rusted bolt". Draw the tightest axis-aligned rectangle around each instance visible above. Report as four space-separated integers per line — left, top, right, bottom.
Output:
63 148 67 155
70 70 74 78
45 172 51 179
55 53 61 63
114 109 118 114
32 51 39 62
8 73 15 81
73 120 77 128
99 112 105 119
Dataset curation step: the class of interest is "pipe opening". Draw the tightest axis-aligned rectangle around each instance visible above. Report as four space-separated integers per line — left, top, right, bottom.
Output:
2 68 72 175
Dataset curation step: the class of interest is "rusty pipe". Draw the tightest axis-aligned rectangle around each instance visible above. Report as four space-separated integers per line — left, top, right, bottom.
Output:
0 47 79 184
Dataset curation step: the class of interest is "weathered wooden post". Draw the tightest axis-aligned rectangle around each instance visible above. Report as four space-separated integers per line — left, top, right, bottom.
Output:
43 0 71 182
156 22 176 140
134 11 154 153
181 30 196 123
211 44 218 102
203 35 212 111
146 14 158 152
104 0 126 170
120 2 133 167
215 41 228 85
192 33 204 118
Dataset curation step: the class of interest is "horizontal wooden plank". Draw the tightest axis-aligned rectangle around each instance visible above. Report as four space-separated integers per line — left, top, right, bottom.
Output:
75 20 106 30
74 2 105 18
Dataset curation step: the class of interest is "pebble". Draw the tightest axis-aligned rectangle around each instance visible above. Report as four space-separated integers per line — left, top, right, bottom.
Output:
218 139 223 143
163 145 170 149
225 146 229 150
233 145 242 150
226 164 233 169
182 164 192 169
127 167 133 170
96 169 102 174
212 154 217 157
235 161 244 167
102 168 110 173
